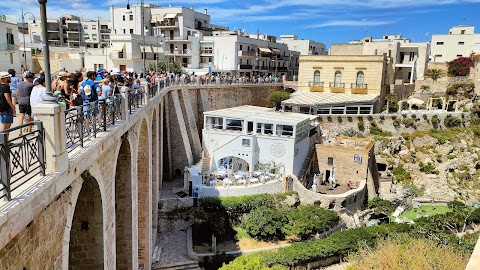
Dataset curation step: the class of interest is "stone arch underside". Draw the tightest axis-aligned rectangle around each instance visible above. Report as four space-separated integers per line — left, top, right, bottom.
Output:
68 172 104 270
151 108 159 249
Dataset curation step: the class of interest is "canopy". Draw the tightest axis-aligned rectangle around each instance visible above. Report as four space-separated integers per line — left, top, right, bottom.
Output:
140 45 153 53
112 42 125 52
151 14 164 22
151 46 164 53
164 13 178 19
258 47 272 53
270 48 281 53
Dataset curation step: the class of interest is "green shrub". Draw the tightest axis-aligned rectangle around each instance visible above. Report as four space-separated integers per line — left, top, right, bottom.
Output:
444 115 463 128
447 154 457 159
368 197 396 217
369 121 392 137
284 205 339 240
268 91 291 110
403 183 425 197
419 162 440 175
357 120 365 131
447 200 466 209
446 82 475 98
393 118 401 128
242 206 287 241
392 164 411 183
402 118 415 128
431 115 439 123
220 224 411 269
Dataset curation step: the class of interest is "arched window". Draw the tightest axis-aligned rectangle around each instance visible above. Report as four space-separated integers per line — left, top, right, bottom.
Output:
334 71 342 87
356 71 364 87
313 70 321 86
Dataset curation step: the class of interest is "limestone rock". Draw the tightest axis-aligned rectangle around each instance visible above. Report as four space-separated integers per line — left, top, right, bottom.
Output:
412 136 437 149
283 194 300 207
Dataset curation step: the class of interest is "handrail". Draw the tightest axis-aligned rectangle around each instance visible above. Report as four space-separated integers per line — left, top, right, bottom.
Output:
0 121 45 201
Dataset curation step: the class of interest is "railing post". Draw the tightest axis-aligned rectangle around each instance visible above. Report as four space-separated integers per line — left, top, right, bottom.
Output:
35 121 46 177
101 100 107 131
31 103 68 174
77 106 84 148
0 132 11 200
120 86 129 120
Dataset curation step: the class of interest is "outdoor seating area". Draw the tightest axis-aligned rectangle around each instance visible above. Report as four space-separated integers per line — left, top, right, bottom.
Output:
205 170 281 187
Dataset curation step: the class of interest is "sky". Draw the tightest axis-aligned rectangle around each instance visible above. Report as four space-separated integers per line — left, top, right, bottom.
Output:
2 0 480 47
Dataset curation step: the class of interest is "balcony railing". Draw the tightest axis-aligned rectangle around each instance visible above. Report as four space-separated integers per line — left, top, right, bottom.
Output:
164 36 189 42
351 83 367 89
158 21 178 28
165 49 190 56
277 67 288 72
66 28 80 32
329 82 345 88
238 50 256 57
308 81 324 87
0 122 46 201
0 44 19 51
238 64 253 70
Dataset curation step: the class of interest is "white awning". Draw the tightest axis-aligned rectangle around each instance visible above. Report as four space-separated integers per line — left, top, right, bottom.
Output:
258 47 272 53
112 43 125 52
270 48 281 53
140 45 153 53
164 13 178 19
151 14 164 22
151 46 164 53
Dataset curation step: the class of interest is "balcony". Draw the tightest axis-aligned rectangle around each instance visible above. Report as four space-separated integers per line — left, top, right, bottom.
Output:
200 49 213 55
308 81 324 92
238 50 256 57
48 36 61 41
66 28 80 32
0 44 18 51
277 67 288 72
165 49 191 56
100 29 111 33
164 36 190 42
47 28 60 32
351 83 368 94
329 82 345 93
110 52 142 60
238 64 253 70
158 21 178 29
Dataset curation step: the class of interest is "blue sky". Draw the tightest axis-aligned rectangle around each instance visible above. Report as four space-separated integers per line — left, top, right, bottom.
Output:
2 0 480 47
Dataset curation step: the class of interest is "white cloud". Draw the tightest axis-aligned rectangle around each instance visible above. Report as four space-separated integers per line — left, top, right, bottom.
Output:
307 19 403 29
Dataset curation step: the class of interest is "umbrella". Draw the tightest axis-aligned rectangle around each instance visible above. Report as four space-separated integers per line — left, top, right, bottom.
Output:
407 98 425 106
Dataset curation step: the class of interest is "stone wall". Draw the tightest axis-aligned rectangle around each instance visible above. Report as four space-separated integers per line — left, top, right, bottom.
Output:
198 180 283 197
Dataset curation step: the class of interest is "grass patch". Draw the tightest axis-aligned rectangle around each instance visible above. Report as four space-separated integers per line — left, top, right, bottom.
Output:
399 205 452 220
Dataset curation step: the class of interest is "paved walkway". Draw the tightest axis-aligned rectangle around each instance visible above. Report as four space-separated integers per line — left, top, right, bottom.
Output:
156 229 190 265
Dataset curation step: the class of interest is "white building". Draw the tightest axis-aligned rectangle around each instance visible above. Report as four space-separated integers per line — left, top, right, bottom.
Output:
330 35 430 83
278 35 325 78
202 105 315 177
431 25 480 62
0 15 30 72
202 31 290 76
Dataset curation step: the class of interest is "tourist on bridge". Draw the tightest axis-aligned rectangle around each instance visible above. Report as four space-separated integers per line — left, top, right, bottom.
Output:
30 76 46 119
80 71 101 114
0 71 16 138
17 73 35 136
52 71 70 103
8 69 20 110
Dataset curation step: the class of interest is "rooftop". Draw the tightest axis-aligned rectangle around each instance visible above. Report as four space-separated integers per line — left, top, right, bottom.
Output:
282 92 379 107
204 105 313 125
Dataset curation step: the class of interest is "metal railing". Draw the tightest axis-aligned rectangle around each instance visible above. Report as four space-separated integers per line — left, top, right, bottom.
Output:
0 122 45 201
351 83 367 89
128 89 145 114
308 81 324 87
65 96 123 152
329 82 345 88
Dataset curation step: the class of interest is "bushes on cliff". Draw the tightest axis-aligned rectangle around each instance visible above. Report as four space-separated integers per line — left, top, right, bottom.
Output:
242 206 287 241
284 205 339 240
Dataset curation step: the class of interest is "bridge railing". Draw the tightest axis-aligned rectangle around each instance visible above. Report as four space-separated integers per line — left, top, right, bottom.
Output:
0 121 46 201
65 96 123 152
128 88 145 114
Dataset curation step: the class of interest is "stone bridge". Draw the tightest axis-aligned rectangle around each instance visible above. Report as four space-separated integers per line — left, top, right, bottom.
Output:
0 82 281 269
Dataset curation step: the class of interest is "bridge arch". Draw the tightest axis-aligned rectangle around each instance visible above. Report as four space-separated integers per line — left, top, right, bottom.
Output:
151 108 159 247
67 172 105 269
137 117 152 269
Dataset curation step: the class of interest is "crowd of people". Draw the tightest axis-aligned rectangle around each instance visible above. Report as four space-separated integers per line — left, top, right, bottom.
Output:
0 67 284 139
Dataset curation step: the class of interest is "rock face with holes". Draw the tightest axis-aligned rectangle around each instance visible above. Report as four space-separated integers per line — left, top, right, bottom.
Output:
0 83 283 270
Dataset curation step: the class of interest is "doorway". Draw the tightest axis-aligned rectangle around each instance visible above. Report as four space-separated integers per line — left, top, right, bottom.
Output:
325 170 331 182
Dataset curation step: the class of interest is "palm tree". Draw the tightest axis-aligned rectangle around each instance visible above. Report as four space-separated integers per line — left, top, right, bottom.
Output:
424 68 446 82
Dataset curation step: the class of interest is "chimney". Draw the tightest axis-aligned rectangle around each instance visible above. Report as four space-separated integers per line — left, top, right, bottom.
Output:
204 8 208 15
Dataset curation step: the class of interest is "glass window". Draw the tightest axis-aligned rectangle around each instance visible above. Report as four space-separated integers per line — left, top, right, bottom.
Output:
327 157 334 166
92 25 96 30
83 25 88 30
200 43 213 54
313 70 321 86
226 119 243 131
242 139 250 147
129 15 133 21
277 125 293 136
346 107 359 114
264 124 273 135
436 41 444 45
356 71 364 87
458 42 464 45
334 71 342 87
206 117 223 129
316 108 330 115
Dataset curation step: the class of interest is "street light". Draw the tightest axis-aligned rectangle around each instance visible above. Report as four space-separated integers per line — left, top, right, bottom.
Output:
21 10 36 72
125 0 132 14
125 0 147 75
38 0 56 102
272 55 278 79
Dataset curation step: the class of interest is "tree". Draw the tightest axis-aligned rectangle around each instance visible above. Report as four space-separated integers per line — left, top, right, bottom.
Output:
424 68 446 82
420 85 430 92
284 205 339 240
385 93 398 113
242 206 287 241
267 91 290 110
149 60 183 74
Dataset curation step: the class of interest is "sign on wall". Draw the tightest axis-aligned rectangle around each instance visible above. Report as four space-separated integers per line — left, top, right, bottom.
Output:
353 154 362 164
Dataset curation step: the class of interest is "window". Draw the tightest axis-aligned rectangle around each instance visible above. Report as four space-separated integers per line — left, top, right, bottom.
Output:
130 15 133 21
313 70 321 86
242 139 251 147
461 30 465 34
123 29 126 34
206 117 223 129
458 42 464 45
92 25 96 30
83 25 88 30
334 71 342 87
327 157 334 166
200 43 213 54
123 15 125 21
276 125 293 136
436 41 444 45
239 45 243 50
457 54 463 57
130 29 133 34
226 119 243 131
356 71 364 87
92 34 97 40
263 124 273 135
435 54 442 58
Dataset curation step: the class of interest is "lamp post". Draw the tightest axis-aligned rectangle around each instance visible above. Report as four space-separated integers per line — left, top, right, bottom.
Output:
38 0 56 102
21 10 36 72
272 55 277 79
126 0 147 75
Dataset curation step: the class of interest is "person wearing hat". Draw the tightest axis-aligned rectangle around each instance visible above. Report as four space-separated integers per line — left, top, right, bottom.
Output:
52 71 70 99
16 73 35 135
81 71 101 105
95 68 105 83
0 71 16 138
8 69 20 110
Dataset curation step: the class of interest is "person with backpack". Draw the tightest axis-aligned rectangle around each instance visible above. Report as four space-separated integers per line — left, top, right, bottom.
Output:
80 71 101 115
0 71 17 138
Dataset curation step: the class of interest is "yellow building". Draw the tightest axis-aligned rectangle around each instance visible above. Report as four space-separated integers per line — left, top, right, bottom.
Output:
291 55 394 114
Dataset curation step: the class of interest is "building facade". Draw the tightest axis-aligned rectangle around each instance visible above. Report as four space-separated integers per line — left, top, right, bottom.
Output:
431 25 480 63
330 35 430 83
0 15 29 72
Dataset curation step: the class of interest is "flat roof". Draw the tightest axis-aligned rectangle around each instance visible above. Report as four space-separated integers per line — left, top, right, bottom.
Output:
204 105 313 125
282 92 379 107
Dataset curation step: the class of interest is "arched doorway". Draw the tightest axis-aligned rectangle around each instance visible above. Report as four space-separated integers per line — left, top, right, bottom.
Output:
218 156 249 172
69 172 104 269
115 139 133 269
137 119 151 269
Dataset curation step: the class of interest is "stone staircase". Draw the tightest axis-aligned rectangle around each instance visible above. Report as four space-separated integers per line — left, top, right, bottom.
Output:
378 175 393 200
201 153 211 175
298 146 316 181
153 261 201 270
